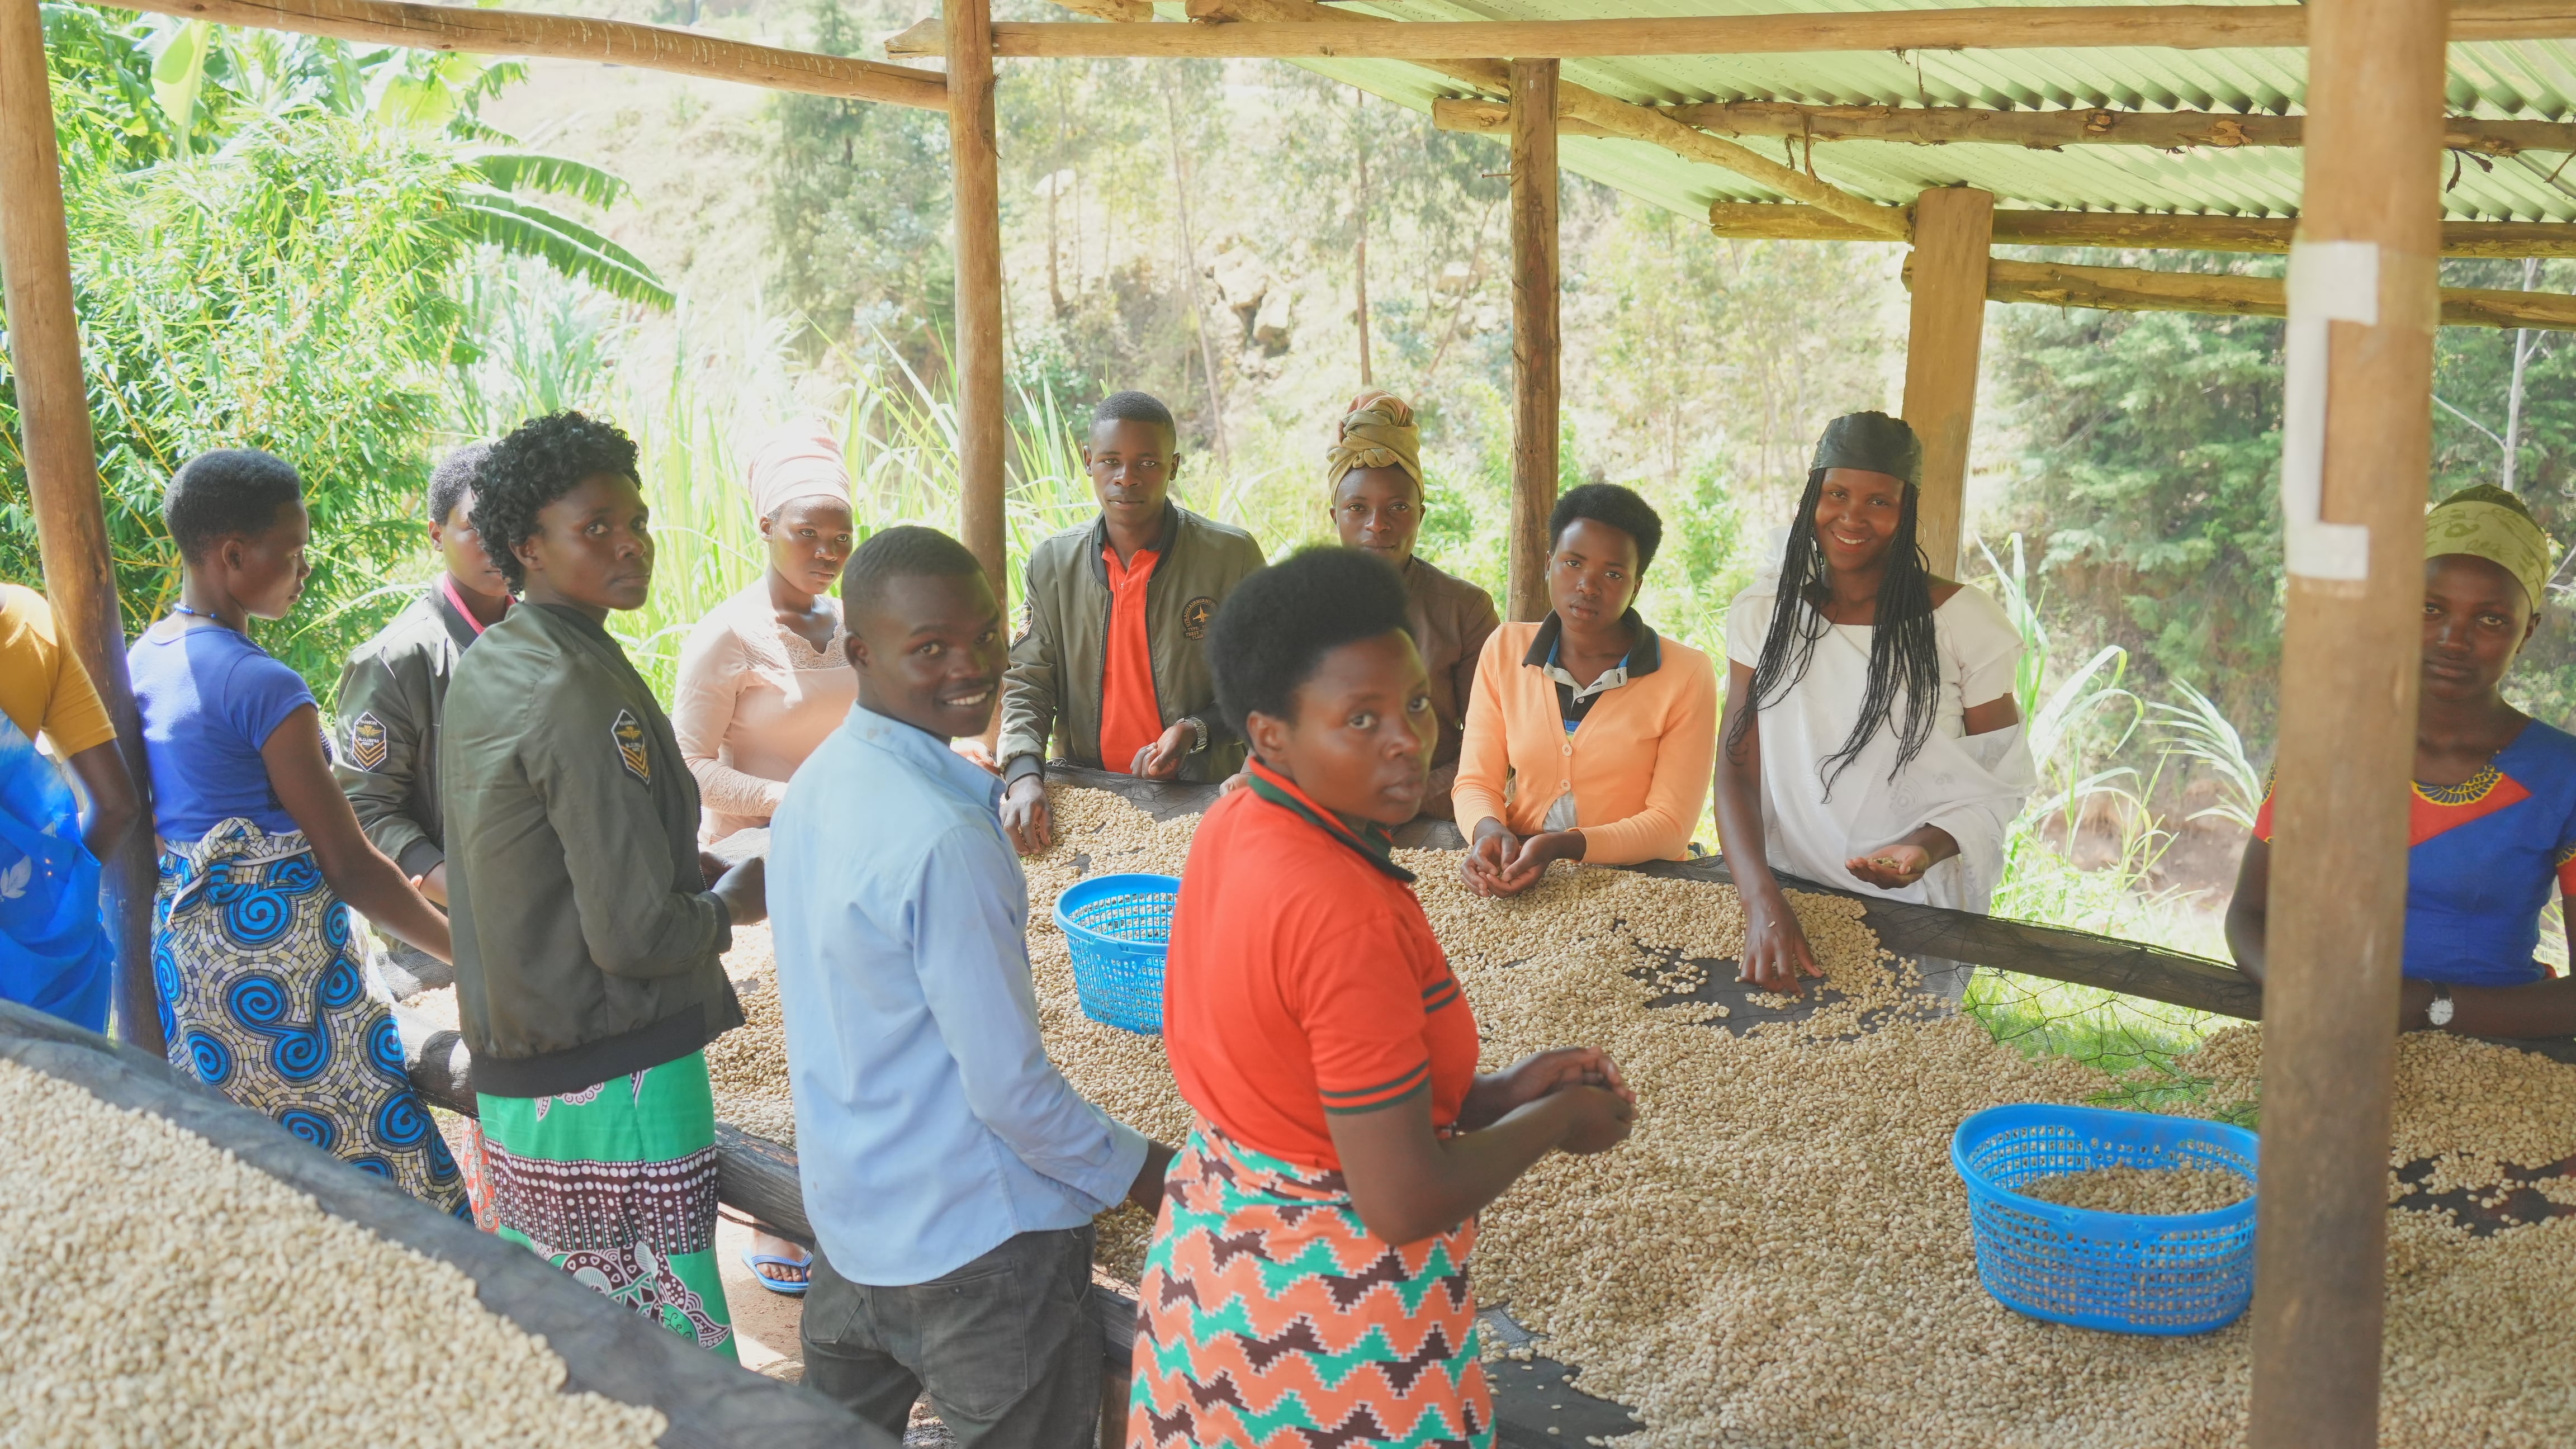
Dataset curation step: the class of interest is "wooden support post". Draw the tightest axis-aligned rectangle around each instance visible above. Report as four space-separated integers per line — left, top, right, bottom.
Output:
2246 0 2449 1442
1899 187 1993 579
1508 58 1560 625
1 0 162 1054
946 0 1007 624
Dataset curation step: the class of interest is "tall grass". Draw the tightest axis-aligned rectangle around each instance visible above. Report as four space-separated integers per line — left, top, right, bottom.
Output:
1967 535 2240 1102
588 313 1290 696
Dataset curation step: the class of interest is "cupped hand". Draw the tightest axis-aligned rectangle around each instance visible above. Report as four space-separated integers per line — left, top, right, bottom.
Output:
713 855 768 927
1497 829 1584 891
1738 893 1824 995
1217 769 1251 796
1460 822 1518 897
1845 842 1933 889
1471 1046 1635 1126
1001 776 1053 855
1132 721 1196 781
1552 1085 1639 1156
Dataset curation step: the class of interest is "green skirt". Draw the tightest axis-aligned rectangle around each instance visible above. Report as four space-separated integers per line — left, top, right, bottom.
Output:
478 1050 736 1359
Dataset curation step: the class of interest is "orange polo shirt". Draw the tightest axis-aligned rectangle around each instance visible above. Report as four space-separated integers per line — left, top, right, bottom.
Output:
1163 760 1480 1172
1098 545 1163 772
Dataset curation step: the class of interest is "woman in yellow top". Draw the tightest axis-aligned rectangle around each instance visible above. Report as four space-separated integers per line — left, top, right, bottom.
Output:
1452 484 1718 896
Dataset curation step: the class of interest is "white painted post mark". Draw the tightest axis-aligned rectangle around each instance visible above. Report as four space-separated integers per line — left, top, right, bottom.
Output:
2281 239 2380 583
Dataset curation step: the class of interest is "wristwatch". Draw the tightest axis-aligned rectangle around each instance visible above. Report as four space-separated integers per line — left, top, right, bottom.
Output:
2426 984 2455 1030
1182 716 1210 755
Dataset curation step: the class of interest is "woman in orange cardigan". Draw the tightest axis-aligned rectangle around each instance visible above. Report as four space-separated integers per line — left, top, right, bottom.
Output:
1454 484 1717 895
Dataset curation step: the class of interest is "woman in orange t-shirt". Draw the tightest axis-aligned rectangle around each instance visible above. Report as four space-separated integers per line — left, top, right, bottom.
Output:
1134 546 1636 1449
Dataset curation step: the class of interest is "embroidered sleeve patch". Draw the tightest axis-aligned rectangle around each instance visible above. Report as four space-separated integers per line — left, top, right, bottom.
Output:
612 709 652 786
345 712 389 773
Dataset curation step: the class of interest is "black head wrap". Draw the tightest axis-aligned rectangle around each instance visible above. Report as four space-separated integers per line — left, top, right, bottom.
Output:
1810 411 1923 487
1729 409 1940 790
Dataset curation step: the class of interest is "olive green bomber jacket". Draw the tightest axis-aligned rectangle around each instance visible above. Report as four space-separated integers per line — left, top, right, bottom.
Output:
999 503 1266 786
331 585 478 878
441 602 743 1098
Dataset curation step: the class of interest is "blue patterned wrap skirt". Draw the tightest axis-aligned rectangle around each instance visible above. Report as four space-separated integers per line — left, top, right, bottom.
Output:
155 818 468 1218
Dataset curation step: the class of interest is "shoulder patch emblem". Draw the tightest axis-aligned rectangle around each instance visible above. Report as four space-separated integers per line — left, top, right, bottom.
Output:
347 712 388 773
612 709 652 787
1182 596 1216 640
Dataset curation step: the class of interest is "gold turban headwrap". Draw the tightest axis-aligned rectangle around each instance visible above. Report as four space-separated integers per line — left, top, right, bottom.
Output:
1323 390 1422 499
2425 484 2555 610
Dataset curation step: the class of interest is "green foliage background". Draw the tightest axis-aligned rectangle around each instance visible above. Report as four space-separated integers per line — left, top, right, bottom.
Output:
0 4 665 689
1993 251 2576 752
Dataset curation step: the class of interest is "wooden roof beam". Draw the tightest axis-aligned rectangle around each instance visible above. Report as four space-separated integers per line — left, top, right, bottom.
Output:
1907 254 2576 329
886 1 2576 60
1715 201 2576 257
889 0 1913 239
1046 0 1152 20
1438 98 2576 157
102 0 948 108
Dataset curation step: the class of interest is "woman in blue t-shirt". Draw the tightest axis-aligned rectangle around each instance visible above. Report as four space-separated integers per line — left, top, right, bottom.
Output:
2228 485 2576 1040
130 449 467 1216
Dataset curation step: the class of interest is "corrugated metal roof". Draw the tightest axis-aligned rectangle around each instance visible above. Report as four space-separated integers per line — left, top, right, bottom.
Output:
1266 0 2576 224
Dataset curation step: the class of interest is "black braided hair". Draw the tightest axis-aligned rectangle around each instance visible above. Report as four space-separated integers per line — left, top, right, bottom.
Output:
1725 467 1943 793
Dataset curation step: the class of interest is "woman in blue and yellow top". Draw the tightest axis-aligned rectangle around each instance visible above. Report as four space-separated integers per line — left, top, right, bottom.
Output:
2227 485 2576 1039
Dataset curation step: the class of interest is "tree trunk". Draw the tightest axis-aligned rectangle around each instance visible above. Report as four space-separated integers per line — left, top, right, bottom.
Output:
2503 255 2539 490
1162 76 1230 473
1355 122 1374 387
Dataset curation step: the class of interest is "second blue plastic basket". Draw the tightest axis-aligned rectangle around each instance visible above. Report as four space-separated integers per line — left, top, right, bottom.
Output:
1053 873 1180 1036
1951 1102 2258 1336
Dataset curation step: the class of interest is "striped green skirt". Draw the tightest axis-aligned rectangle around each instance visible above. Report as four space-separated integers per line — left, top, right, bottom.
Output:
478 1050 736 1359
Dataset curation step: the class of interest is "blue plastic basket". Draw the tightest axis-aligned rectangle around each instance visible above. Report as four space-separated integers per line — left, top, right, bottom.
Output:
1951 1103 2258 1336
1053 873 1179 1036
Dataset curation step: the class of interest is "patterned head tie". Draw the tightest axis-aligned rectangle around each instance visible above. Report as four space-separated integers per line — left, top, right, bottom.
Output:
1323 390 1423 500
1810 410 1924 489
2426 483 2556 611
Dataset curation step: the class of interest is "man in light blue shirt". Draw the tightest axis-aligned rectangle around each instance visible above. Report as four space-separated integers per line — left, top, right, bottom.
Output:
770 525 1171 1449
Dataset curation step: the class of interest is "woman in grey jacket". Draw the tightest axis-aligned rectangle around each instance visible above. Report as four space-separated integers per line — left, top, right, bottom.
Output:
444 412 766 1358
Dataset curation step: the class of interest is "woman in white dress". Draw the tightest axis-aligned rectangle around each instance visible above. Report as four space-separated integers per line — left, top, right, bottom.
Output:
1712 411 2034 1001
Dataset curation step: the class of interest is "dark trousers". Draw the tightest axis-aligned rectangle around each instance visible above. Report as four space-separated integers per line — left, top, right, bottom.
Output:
801 1226 1102 1449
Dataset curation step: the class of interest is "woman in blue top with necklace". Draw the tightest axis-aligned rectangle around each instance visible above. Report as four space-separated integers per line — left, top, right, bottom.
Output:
2228 484 2576 1039
129 449 467 1215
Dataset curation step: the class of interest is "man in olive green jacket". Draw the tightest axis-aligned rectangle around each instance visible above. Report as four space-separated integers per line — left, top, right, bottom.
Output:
333 444 507 993
997 391 1265 854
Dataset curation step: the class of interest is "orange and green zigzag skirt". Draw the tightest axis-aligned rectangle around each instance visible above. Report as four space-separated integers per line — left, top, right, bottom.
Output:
1128 1120 1492 1449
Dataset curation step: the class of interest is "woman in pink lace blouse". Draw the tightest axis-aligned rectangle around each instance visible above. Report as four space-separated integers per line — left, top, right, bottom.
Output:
670 422 859 1294
675 422 862 842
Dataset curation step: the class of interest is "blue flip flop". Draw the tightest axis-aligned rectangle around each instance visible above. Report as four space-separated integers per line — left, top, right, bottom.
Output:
741 1250 812 1297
